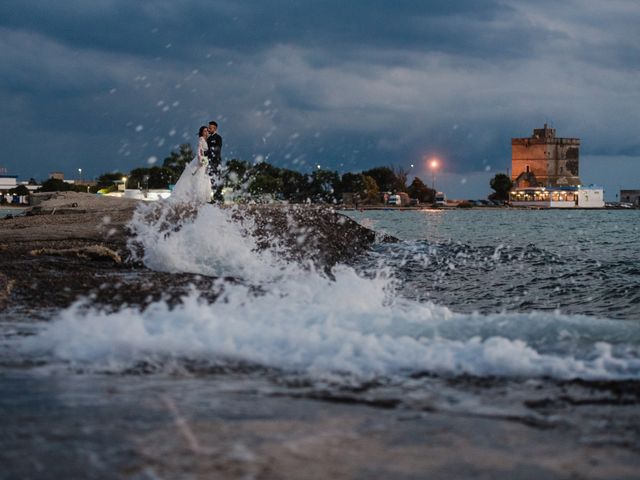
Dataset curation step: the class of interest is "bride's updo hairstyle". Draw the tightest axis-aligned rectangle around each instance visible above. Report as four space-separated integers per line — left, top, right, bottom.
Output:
198 126 208 137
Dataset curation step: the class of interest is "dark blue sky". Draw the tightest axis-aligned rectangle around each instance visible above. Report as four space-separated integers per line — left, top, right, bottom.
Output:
1 0 638 197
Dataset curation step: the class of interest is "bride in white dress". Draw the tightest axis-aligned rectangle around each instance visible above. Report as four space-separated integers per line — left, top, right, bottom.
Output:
170 126 213 203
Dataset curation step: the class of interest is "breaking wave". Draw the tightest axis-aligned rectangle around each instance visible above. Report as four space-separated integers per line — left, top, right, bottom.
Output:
20 203 640 381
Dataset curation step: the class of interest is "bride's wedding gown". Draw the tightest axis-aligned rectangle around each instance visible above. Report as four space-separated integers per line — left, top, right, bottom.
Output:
171 136 213 203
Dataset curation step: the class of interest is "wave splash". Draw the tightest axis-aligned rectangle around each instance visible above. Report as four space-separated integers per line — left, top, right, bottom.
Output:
126 200 291 283
20 202 640 381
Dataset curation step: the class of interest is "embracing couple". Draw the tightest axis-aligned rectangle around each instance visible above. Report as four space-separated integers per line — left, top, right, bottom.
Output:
172 120 223 204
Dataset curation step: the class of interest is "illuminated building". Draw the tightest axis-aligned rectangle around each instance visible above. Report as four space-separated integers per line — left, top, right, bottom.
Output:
511 124 581 188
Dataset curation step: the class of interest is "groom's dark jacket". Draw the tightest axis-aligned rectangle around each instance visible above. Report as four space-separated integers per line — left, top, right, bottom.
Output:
207 133 223 170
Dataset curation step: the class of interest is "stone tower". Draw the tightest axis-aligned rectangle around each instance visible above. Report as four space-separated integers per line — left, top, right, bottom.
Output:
511 124 581 188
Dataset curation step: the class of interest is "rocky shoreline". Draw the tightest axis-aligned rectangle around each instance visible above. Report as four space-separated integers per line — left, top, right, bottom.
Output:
2 192 640 479
0 192 386 314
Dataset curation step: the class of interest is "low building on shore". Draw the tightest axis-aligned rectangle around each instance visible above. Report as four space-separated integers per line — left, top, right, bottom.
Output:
0 174 17 191
620 190 640 207
509 186 604 208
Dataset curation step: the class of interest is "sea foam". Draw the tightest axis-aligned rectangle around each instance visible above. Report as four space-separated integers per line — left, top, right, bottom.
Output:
22 269 640 380
127 201 289 283
19 202 640 381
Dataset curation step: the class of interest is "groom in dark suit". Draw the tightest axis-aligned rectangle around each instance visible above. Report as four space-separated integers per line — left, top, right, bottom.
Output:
207 120 223 201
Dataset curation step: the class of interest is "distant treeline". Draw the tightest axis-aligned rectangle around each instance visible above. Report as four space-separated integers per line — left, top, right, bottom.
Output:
33 143 512 203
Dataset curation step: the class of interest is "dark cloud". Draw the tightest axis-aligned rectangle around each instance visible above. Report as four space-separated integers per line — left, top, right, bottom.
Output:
0 1 546 62
0 0 638 197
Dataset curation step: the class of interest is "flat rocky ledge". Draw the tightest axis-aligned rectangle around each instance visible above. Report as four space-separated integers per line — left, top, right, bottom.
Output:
0 192 385 313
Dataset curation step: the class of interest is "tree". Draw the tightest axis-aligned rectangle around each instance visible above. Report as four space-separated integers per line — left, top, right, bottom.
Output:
251 161 281 178
224 159 251 190
38 178 74 192
362 166 403 193
392 166 409 192
309 169 340 203
340 172 364 195
248 174 283 196
9 184 30 196
279 168 308 202
246 162 285 199
361 175 380 204
489 173 513 200
96 172 126 190
128 167 178 189
162 144 194 176
407 176 435 203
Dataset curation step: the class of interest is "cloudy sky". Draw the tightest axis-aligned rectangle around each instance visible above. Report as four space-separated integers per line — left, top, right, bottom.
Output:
1 0 638 198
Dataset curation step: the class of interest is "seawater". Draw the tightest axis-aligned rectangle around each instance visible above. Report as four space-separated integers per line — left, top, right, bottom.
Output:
350 208 640 320
0 207 27 218
12 205 640 384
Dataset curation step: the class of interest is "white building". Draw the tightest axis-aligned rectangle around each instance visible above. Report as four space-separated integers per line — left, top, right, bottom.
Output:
576 187 605 208
0 175 17 191
509 186 604 208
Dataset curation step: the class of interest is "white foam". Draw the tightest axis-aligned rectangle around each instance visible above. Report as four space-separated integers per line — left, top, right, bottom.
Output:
127 202 287 283
21 269 640 380
20 202 640 380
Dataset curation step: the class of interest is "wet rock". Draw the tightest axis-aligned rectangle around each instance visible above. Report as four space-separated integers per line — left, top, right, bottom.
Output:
0 192 384 313
0 273 15 310
235 204 395 268
30 245 123 263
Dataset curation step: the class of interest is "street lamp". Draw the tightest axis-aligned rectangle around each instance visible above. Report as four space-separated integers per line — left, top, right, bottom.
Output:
429 158 439 191
78 168 82 182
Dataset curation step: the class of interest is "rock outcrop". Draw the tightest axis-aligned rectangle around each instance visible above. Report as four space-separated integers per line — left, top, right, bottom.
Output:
1 192 385 313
